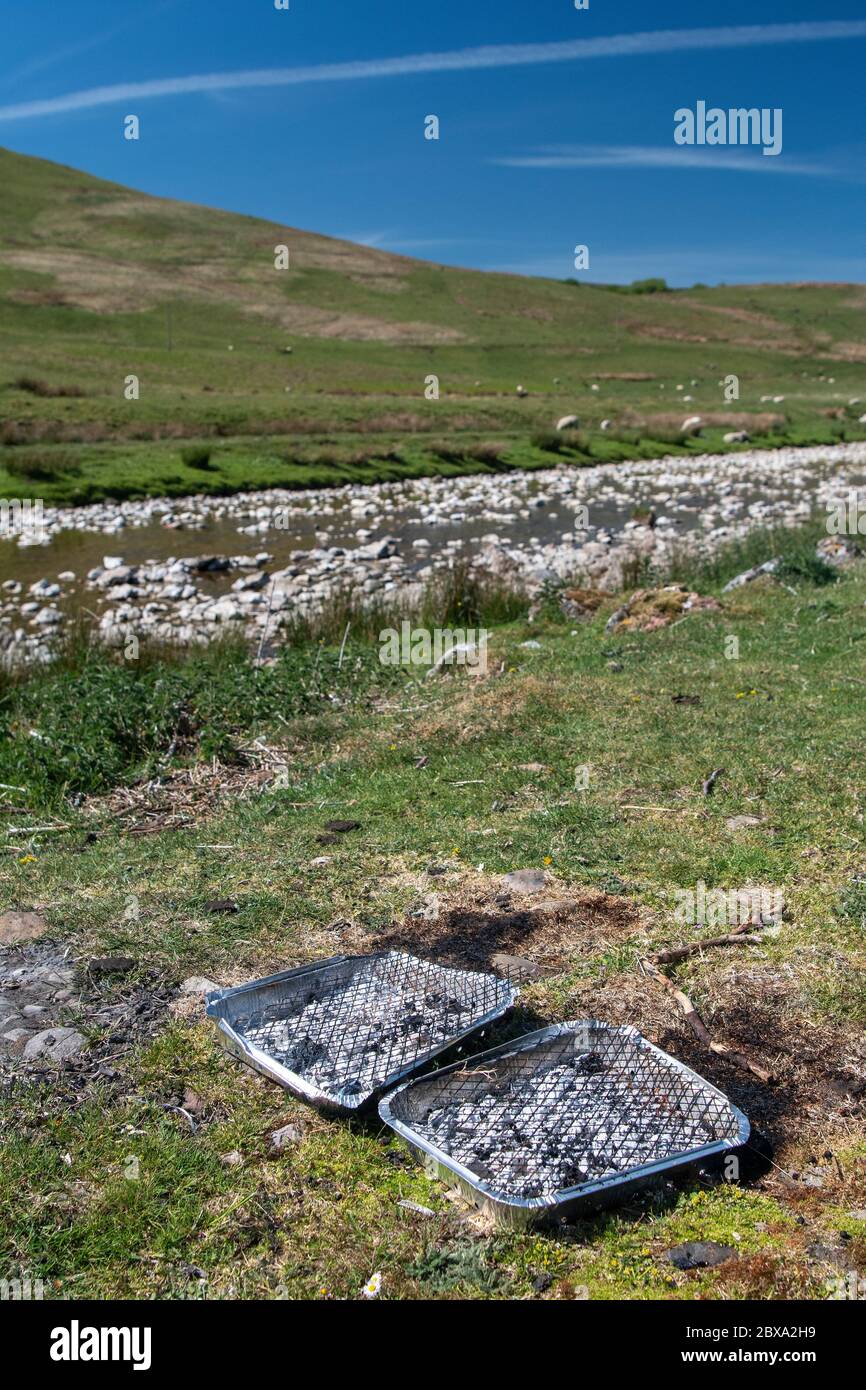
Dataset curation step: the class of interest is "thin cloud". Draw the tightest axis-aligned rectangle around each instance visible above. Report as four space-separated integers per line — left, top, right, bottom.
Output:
1 21 866 121
495 146 845 177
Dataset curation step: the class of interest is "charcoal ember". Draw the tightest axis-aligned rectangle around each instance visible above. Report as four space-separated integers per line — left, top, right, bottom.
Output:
409 1049 722 1201
238 953 509 1106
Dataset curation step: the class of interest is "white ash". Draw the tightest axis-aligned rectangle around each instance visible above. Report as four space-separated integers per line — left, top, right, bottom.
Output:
416 1050 731 1200
237 955 506 1104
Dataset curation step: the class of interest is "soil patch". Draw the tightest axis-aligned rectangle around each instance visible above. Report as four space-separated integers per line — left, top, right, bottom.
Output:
376 890 642 972
560 963 866 1157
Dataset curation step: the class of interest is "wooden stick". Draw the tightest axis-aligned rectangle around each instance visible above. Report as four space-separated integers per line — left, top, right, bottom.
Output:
639 956 773 1084
6 824 71 835
653 927 764 964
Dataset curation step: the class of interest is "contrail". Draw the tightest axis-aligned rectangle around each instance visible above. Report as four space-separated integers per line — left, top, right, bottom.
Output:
495 147 841 177
1 21 865 121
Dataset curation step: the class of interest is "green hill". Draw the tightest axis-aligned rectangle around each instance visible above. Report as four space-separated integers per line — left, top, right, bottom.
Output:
1 145 865 502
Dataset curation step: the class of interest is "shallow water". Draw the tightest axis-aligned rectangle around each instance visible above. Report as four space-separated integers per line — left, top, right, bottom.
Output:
2 447 863 609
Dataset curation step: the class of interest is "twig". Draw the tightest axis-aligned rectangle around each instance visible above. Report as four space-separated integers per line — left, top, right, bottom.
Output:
653 926 763 964
639 956 773 1083
6 824 71 836
337 621 351 670
254 576 277 669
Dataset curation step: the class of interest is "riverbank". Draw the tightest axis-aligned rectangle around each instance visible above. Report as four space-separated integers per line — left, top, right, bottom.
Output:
1 522 864 1299
2 441 865 669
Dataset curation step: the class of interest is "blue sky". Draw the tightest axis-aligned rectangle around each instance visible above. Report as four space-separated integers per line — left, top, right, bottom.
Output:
1 0 865 286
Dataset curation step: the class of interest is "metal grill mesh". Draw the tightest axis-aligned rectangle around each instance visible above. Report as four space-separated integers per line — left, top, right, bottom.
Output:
227 951 513 1108
389 1025 743 1201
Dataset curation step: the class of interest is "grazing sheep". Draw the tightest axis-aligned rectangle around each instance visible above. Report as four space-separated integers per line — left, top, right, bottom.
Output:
724 430 750 444
682 416 703 434
516 384 528 397
600 419 613 431
556 415 580 431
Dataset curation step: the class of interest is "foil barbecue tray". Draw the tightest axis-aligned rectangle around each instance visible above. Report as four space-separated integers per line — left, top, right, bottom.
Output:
205 951 517 1115
379 1021 750 1226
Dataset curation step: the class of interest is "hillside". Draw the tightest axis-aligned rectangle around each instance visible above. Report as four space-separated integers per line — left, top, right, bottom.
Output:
1 146 865 502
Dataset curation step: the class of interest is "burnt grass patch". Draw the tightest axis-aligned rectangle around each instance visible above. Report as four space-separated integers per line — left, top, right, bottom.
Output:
560 962 866 1164
375 890 642 972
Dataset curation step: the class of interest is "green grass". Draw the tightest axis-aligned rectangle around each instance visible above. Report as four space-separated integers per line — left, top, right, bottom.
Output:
2 526 865 1299
1 145 865 503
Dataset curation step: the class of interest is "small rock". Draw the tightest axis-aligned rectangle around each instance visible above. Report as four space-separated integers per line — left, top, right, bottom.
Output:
220 1150 243 1167
89 955 136 975
270 1122 304 1152
503 868 547 895
204 898 239 915
23 1027 87 1063
725 815 764 832
817 535 862 567
491 952 543 981
179 975 219 996
664 1241 736 1270
0 910 49 945
182 1088 204 1115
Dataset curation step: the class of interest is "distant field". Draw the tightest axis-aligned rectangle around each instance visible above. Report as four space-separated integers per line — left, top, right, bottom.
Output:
1 145 866 503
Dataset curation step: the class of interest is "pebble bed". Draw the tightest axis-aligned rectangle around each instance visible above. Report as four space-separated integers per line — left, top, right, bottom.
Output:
3 441 866 668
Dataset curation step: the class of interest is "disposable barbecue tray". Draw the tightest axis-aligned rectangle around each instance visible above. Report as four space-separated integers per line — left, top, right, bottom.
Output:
206 951 517 1115
379 1021 750 1226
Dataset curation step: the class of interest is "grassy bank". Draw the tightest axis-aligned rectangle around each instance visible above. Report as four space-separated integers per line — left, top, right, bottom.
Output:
2 418 865 506
2 147 866 505
1 525 865 1299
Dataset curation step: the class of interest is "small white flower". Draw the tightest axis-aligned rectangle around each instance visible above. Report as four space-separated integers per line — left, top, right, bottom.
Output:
362 1271 382 1299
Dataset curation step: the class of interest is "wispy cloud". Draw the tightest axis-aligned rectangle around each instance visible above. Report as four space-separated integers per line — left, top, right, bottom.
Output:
1 21 866 122
495 146 847 178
